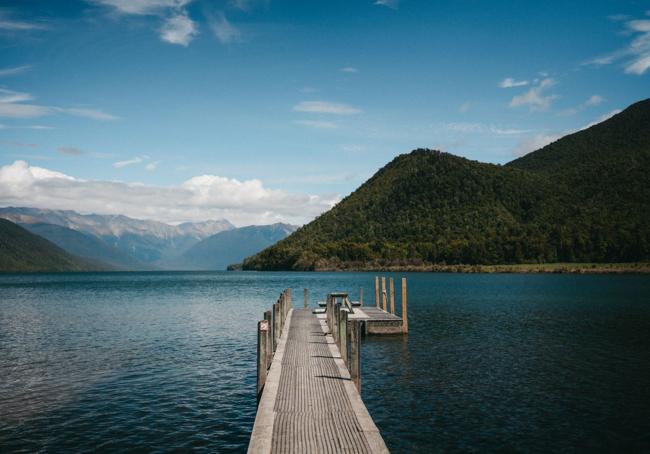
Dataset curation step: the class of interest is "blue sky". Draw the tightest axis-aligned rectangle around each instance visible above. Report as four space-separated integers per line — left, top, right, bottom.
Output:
0 0 649 225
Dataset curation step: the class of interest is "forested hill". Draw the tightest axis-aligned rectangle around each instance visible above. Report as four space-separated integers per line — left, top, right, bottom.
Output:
0 219 110 272
242 99 650 271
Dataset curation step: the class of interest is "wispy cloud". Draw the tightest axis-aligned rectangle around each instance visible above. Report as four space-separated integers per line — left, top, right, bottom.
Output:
509 78 558 111
0 123 54 130
293 101 362 115
89 0 192 15
0 88 118 120
207 12 241 44
160 12 198 46
0 160 340 225
0 10 47 31
499 77 529 88
340 67 358 73
0 140 37 148
558 94 605 116
113 156 145 168
375 0 399 9
0 65 32 77
55 107 119 121
57 146 85 156
145 160 161 171
294 120 338 129
444 122 531 135
588 15 650 75
90 0 198 46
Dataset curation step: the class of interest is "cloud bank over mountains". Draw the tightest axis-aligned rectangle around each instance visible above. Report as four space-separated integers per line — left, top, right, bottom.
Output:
0 160 339 226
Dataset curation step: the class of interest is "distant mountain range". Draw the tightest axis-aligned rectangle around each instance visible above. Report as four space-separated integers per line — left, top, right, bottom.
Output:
243 98 650 270
0 219 109 272
164 223 298 270
0 208 297 271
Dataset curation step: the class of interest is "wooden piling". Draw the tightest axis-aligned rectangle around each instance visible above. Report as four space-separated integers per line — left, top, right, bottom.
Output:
401 277 408 334
264 310 272 369
350 320 360 392
360 287 364 306
273 302 280 351
381 277 387 312
257 319 269 401
375 276 379 307
389 277 395 314
333 302 340 344
339 309 348 366
304 288 308 308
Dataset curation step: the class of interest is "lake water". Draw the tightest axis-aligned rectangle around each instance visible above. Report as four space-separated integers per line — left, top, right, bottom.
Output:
1 272 649 452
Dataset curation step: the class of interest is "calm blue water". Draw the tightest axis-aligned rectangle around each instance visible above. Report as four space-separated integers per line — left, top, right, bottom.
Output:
1 272 649 453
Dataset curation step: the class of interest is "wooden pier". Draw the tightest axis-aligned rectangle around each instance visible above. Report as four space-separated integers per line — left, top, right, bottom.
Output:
249 278 408 453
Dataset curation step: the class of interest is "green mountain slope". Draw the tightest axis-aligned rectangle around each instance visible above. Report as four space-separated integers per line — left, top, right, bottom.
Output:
20 223 151 270
163 223 297 270
243 99 650 270
0 219 110 272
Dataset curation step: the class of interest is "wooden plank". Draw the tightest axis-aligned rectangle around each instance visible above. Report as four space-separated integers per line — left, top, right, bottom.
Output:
249 308 389 454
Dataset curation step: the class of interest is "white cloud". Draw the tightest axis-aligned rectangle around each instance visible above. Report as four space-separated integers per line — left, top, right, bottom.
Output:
0 160 340 225
499 77 529 88
113 156 145 168
509 78 558 111
0 88 118 120
514 109 621 157
293 101 362 115
589 16 650 75
0 65 32 77
145 160 161 171
340 67 358 73
90 1 198 47
375 0 399 9
160 12 198 46
208 12 241 44
585 94 604 106
341 144 365 152
89 0 192 15
294 120 338 129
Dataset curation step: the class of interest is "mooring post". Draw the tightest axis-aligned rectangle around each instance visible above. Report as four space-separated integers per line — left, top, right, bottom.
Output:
264 310 272 369
389 277 395 314
350 320 360 391
401 277 408 334
326 295 332 332
375 276 379 307
381 277 387 312
279 297 284 334
287 288 292 310
273 302 280 351
304 288 308 308
339 309 348 366
257 319 269 402
333 302 340 344
360 287 364 306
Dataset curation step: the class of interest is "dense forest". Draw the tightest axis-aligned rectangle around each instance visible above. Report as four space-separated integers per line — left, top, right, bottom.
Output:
0 219 109 272
243 99 650 271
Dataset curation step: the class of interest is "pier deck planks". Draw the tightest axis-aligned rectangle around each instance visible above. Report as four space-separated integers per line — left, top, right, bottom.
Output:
248 309 388 454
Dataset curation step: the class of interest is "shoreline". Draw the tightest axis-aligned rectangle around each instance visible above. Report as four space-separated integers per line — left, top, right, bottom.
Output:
305 262 650 274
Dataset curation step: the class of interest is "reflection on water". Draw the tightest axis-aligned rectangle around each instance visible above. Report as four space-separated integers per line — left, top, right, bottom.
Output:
1 272 649 452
